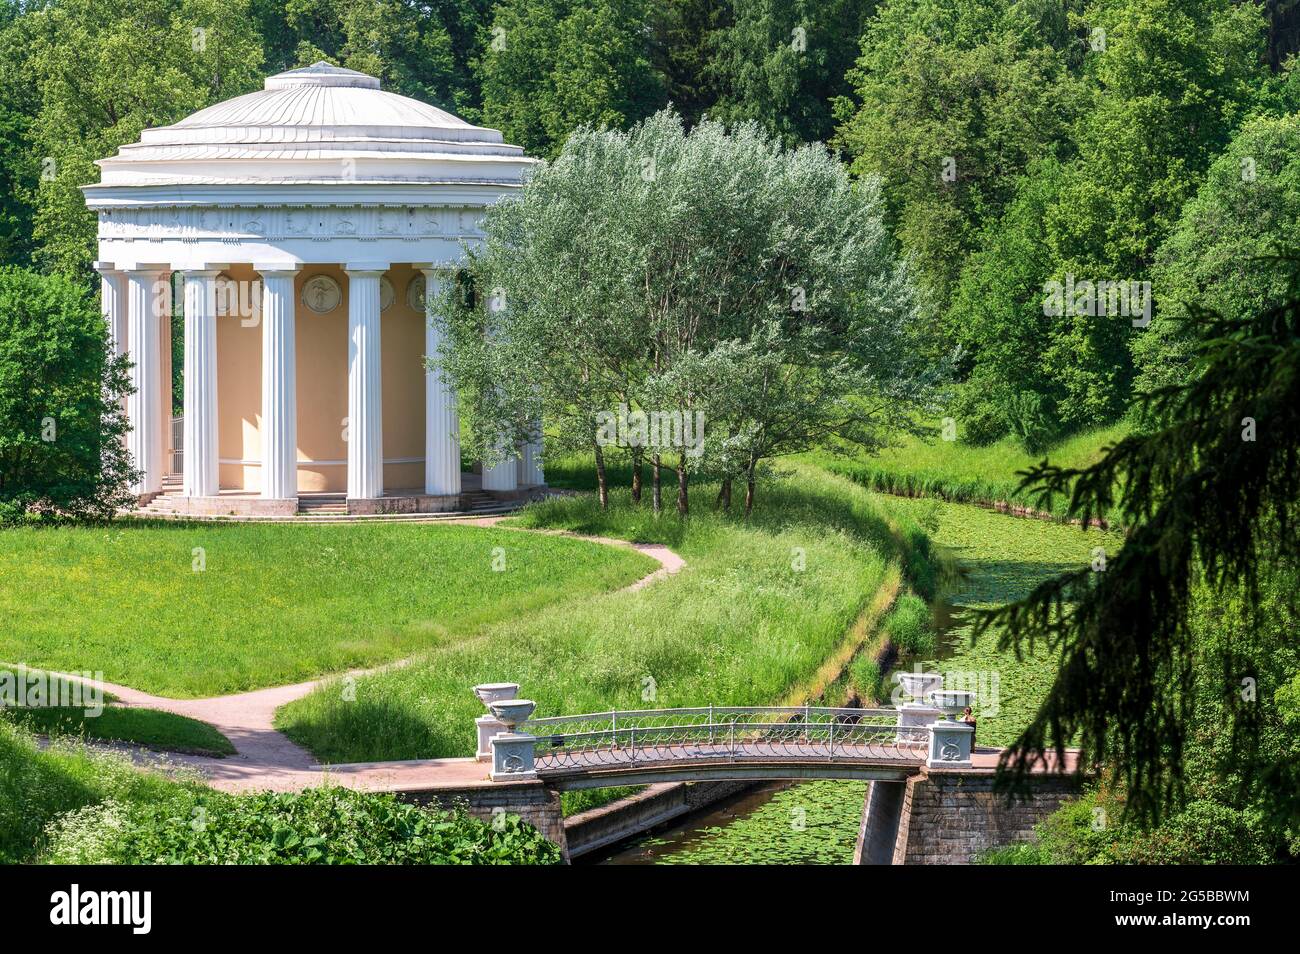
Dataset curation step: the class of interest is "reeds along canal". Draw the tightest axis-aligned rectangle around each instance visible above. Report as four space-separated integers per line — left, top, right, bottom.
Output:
588 496 1118 864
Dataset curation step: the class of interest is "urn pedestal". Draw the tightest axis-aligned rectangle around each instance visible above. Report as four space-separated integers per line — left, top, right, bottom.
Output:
490 731 539 781
926 689 976 769
473 683 521 761
926 720 974 769
487 698 538 781
895 671 944 743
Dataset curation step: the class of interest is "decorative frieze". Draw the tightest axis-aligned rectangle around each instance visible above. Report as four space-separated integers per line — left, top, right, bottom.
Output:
98 204 485 244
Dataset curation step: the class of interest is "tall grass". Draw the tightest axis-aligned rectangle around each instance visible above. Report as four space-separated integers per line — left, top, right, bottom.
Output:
804 425 1126 519
277 466 940 764
0 717 182 863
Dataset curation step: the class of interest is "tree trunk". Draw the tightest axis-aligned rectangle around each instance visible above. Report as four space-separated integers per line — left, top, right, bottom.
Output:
631 448 643 504
594 442 609 510
676 462 689 517
652 453 662 516
716 478 732 511
744 458 757 516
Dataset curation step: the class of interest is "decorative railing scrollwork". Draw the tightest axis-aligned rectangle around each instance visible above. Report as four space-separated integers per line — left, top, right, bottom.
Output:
516 705 926 773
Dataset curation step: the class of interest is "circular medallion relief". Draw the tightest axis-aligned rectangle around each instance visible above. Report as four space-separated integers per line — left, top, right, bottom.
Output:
301 275 342 314
380 277 395 312
406 276 427 313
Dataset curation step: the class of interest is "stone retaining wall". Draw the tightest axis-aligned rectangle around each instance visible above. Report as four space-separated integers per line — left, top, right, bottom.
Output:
565 780 754 859
891 771 1081 864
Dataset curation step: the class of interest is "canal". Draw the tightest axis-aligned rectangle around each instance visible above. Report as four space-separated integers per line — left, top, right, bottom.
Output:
590 497 1117 864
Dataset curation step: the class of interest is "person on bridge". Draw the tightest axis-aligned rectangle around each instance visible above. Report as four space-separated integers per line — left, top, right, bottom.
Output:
963 707 977 747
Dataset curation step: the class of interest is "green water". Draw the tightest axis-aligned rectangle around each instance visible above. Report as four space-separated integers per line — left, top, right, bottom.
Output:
595 498 1116 864
595 780 867 865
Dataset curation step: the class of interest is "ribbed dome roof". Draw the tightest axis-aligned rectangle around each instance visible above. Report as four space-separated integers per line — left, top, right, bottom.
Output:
94 62 533 188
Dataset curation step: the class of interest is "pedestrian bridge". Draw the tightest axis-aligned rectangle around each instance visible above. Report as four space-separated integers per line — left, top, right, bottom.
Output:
506 705 935 789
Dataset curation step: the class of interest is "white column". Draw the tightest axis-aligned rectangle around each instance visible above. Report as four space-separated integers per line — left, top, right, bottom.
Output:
159 299 172 477
125 266 168 496
258 266 300 499
94 263 128 361
346 266 385 499
517 422 544 487
482 452 518 492
182 269 222 497
419 267 460 497
95 264 129 421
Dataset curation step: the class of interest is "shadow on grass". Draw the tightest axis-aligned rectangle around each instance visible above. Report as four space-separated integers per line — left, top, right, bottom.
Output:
278 689 474 765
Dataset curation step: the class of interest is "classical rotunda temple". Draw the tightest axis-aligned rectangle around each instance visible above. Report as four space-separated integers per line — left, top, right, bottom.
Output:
84 62 543 516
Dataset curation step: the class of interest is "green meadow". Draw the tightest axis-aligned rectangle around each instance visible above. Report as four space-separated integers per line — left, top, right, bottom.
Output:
0 522 654 697
807 424 1126 518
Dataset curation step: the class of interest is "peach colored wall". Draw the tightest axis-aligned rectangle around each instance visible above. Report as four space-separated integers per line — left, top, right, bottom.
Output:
294 264 349 492
215 263 427 494
217 264 263 491
381 264 427 492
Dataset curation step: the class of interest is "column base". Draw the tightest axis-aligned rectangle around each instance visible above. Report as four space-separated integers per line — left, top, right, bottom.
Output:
347 495 460 515
172 496 298 517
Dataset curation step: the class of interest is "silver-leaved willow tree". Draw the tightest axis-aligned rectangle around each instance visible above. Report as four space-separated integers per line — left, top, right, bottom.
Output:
431 108 941 515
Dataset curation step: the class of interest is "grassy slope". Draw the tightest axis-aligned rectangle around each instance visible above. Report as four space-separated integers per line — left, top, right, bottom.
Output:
807 425 1125 518
0 719 184 863
1 666 232 756
0 522 655 697
276 465 936 764
3 706 234 757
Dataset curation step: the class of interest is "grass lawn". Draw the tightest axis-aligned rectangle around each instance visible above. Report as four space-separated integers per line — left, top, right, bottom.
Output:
276 465 937 764
0 522 656 698
807 424 1126 518
882 496 1124 747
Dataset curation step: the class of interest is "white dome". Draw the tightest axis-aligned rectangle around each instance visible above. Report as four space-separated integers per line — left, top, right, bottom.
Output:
93 62 533 188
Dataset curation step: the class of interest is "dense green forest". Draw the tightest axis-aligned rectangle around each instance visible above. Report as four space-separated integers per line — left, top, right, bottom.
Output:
4 0 1300 447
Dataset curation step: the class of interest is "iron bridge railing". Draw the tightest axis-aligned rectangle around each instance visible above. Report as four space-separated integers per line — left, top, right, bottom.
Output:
517 705 927 773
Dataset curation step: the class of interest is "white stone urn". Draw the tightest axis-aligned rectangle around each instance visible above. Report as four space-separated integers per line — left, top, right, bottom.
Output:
474 682 521 707
896 672 944 707
932 689 976 721
489 699 537 728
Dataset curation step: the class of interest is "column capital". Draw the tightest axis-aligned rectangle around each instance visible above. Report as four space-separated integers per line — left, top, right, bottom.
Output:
124 263 171 276
180 268 226 279
413 263 454 275
344 263 389 277
253 262 302 277
93 260 119 275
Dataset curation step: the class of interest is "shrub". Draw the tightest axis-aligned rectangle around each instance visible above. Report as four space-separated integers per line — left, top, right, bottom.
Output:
44 787 564 865
2 717 560 865
883 593 934 655
975 842 1048 865
0 266 135 520
849 653 884 704
981 787 1278 865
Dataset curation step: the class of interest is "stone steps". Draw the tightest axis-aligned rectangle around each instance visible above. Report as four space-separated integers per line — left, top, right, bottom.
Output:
129 496 524 523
